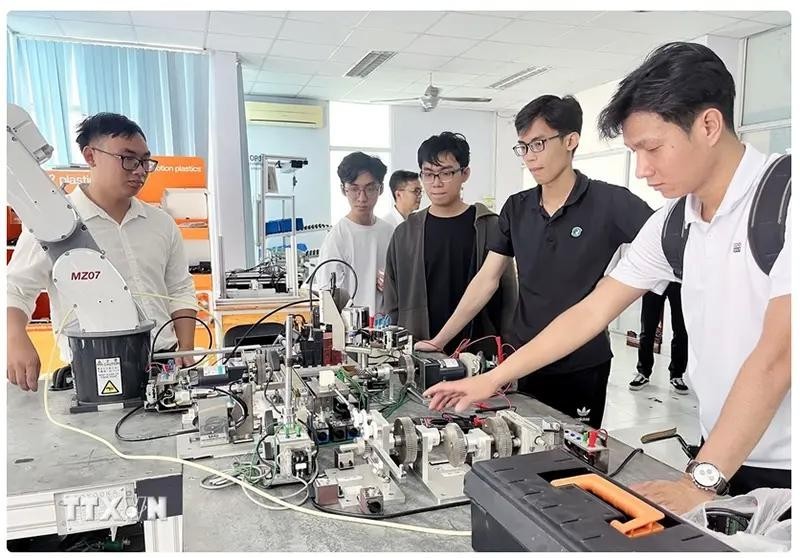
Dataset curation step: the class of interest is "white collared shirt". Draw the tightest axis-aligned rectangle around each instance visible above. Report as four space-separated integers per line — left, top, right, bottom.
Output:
7 185 196 357
381 205 406 229
610 144 791 469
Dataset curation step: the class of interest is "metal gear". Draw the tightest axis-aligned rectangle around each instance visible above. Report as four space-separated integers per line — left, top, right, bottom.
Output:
442 423 468 467
482 417 513 458
396 354 415 386
392 417 419 464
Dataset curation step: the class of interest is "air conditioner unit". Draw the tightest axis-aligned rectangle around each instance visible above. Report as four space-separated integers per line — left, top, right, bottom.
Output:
244 101 324 128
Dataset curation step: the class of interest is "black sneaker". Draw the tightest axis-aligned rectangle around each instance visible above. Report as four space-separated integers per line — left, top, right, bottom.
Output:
670 378 689 395
629 373 650 391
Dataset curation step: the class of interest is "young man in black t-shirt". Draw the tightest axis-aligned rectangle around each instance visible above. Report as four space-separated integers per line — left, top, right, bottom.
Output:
383 132 517 355
417 96 653 428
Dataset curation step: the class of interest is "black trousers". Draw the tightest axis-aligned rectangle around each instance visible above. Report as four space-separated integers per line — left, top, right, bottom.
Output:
637 282 687 379
518 360 611 429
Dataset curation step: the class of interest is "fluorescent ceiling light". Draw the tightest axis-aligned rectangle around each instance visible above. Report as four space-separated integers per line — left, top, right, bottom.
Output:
489 66 551 90
344 50 397 78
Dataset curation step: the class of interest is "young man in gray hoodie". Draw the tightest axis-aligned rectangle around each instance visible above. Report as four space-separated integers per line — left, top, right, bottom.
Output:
383 132 517 355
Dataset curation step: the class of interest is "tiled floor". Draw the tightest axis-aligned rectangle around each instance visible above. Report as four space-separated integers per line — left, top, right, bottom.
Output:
603 333 701 472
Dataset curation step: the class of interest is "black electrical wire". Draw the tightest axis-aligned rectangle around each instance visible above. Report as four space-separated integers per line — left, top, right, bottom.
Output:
209 386 249 428
305 258 359 315
114 405 198 442
307 492 469 519
151 315 214 368
608 448 645 478
221 298 317 364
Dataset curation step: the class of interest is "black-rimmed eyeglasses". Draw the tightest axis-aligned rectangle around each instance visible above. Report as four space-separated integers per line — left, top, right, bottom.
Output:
90 147 159 172
513 134 563 157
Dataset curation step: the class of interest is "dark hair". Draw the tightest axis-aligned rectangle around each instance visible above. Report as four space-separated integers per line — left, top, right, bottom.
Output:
337 151 387 185
515 95 583 137
76 113 146 150
389 170 419 198
417 132 470 169
598 42 736 139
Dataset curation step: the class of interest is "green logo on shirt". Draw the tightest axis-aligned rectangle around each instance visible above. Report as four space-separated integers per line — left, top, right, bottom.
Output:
571 226 583 238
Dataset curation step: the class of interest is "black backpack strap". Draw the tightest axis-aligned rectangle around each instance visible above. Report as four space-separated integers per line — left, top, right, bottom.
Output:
749 154 791 275
661 197 690 280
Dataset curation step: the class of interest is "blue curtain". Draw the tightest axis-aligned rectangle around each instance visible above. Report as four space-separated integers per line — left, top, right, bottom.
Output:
7 34 209 164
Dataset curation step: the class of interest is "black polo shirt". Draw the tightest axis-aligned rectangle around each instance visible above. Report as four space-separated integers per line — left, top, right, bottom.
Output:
489 170 653 375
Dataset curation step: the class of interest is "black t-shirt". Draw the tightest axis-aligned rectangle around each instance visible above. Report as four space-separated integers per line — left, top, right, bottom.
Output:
424 205 477 354
488 170 653 375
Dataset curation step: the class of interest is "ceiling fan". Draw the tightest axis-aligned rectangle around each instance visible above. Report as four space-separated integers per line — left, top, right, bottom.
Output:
371 74 492 112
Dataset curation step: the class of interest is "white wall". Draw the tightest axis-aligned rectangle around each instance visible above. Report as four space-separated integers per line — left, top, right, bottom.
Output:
494 115 524 212
391 106 496 208
246 100 331 253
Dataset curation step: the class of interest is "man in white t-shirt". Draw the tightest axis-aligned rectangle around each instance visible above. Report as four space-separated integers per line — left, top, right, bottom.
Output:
423 42 791 514
382 170 422 228
315 152 394 315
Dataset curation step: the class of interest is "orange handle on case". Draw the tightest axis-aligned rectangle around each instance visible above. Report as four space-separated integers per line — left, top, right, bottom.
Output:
551 473 665 538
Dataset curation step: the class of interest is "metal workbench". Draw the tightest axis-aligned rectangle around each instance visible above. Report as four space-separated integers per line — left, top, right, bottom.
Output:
180 393 682 552
6 386 183 551
7 385 683 552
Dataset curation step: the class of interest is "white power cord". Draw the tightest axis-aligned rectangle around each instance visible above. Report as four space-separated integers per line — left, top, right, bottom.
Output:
39 305 472 539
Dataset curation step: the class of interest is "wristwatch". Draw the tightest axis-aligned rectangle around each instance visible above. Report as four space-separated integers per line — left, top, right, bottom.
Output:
685 460 729 496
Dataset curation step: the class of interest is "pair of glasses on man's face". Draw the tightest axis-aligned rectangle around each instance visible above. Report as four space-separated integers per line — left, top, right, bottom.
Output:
344 183 381 197
420 168 464 184
401 187 423 197
512 133 564 157
91 146 159 172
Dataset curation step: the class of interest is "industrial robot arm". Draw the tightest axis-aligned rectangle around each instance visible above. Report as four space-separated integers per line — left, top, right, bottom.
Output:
7 103 140 334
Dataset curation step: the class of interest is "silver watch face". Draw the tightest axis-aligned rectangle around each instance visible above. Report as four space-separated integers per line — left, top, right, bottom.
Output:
694 463 721 487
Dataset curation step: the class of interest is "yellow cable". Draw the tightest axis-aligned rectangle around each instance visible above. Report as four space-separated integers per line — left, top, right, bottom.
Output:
39 312 472 539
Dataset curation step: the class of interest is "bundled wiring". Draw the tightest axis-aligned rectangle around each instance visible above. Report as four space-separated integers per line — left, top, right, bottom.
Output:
114 405 198 442
151 315 214 368
305 258 359 314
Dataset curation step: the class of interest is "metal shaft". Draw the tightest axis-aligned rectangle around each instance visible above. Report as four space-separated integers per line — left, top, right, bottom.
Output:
283 314 294 426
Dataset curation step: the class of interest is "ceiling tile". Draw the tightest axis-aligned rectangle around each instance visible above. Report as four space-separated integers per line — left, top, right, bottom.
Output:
327 45 368 65
426 12 514 39
517 11 605 26
299 84 355 99
7 11 51 18
404 35 478 57
249 83 303 97
57 20 136 42
487 20 576 46
269 40 337 61
710 19 777 39
232 11 288 18
589 11 740 40
130 11 209 31
422 71 481 87
209 12 283 38
384 52 452 70
206 33 272 54
279 19 353 46
342 28 417 51
366 66 430 84
708 11 766 20
50 11 132 24
134 27 205 48
555 26 634 52
262 56 324 74
238 53 266 68
255 71 312 85
286 11 368 26
359 11 446 33
461 41 541 63
242 67 261 81
749 11 790 26
6 14 60 36
314 61 355 77
305 75 356 88
442 57 521 75
442 85 495 98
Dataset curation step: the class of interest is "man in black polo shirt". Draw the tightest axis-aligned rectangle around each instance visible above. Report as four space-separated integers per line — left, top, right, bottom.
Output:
417 95 652 428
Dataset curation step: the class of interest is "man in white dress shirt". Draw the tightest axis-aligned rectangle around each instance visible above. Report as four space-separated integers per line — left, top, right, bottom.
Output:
381 170 422 228
7 113 197 392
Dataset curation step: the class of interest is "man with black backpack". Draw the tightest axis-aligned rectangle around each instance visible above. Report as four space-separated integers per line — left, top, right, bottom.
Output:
423 42 791 514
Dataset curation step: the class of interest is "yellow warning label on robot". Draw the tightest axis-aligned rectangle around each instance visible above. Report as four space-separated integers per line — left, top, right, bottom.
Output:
101 380 120 395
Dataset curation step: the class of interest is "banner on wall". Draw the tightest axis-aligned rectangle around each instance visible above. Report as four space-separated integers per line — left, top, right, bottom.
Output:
47 156 206 202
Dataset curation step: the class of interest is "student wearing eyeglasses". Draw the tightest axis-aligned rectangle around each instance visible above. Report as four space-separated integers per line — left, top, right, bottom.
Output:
383 132 518 355
382 170 422 229
416 97 652 428
315 152 394 316
7 113 197 392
